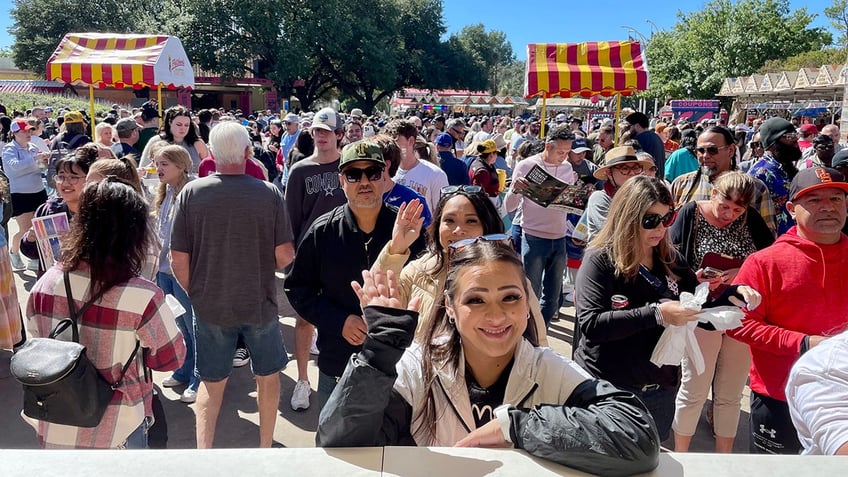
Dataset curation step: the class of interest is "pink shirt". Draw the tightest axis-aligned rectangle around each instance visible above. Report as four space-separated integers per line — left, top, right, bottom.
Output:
505 154 575 239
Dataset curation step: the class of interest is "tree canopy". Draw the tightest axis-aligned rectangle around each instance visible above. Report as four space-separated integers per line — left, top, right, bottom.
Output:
645 0 832 100
7 0 509 112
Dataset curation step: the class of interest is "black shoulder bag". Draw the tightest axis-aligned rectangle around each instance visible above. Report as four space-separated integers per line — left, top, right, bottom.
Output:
10 272 140 428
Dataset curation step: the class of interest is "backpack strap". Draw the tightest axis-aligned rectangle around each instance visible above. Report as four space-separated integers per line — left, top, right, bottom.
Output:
55 270 140 389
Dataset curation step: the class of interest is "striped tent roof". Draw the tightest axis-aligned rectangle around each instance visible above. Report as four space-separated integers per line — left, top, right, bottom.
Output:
524 41 649 99
0 80 67 94
46 33 194 89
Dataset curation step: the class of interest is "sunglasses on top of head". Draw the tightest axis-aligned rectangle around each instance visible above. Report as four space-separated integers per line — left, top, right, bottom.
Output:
342 166 384 183
641 210 676 230
441 184 483 197
448 233 512 254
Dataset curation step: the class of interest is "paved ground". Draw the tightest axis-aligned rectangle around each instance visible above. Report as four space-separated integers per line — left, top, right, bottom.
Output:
0 218 749 451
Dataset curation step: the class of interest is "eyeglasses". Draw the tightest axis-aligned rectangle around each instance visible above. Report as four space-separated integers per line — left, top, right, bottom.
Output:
646 166 658 173
441 185 483 196
449 234 512 253
695 145 729 155
611 164 643 175
750 142 762 149
342 166 384 183
641 210 677 230
816 144 834 150
55 174 85 185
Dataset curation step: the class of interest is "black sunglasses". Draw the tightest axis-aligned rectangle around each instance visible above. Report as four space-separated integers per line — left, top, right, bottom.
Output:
695 145 729 155
441 185 483 197
750 142 762 148
342 166 383 183
641 210 676 230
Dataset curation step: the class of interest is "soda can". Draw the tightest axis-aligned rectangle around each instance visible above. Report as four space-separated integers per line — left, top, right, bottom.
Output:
611 295 629 309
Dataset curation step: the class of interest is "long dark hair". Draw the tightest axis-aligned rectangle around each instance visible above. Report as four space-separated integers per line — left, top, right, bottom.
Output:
160 105 201 144
60 178 150 297
416 240 538 444
425 189 503 276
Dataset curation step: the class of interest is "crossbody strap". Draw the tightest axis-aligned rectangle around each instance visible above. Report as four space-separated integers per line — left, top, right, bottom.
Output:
54 270 140 389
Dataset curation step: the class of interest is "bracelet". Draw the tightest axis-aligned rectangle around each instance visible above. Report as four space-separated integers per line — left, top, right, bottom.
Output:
493 404 513 443
652 303 664 326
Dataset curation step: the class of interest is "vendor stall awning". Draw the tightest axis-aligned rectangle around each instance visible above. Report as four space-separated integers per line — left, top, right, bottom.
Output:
46 33 194 89
0 80 67 94
524 41 649 99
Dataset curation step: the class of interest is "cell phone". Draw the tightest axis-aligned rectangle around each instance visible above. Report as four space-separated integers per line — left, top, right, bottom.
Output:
702 267 724 279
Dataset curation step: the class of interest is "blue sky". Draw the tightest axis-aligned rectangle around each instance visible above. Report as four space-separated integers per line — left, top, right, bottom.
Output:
0 1 839 58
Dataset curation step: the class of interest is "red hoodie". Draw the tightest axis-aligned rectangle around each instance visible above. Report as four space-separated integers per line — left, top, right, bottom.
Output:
728 226 848 401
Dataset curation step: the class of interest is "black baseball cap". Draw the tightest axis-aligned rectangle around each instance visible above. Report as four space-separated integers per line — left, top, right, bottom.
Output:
789 167 848 201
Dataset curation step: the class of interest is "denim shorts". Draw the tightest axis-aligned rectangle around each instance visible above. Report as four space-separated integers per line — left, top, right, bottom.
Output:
194 317 288 381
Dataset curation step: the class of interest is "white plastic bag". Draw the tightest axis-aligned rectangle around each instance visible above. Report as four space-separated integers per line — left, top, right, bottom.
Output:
649 283 711 374
697 306 744 331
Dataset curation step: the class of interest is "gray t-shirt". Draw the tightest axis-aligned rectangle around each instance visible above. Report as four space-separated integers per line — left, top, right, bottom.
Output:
170 173 294 326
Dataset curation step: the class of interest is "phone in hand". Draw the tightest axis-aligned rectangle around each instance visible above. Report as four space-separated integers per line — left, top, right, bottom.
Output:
702 267 724 279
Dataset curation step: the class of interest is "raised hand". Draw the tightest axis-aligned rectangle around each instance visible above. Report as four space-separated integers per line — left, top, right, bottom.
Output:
388 199 425 255
351 268 420 312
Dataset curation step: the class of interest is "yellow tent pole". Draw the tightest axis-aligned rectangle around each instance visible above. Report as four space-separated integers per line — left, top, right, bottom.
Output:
540 97 547 138
614 94 622 146
89 84 96 138
157 85 163 118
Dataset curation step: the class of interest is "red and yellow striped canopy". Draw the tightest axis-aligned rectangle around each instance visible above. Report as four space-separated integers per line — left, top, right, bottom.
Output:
46 33 194 90
524 41 649 99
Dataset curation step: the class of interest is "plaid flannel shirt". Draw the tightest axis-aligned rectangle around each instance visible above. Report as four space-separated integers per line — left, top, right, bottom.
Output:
670 170 777 236
25 263 185 449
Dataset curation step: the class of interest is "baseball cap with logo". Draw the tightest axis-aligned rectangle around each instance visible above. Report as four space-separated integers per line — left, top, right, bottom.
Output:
435 133 453 148
310 108 343 132
10 119 35 133
789 167 848 201
63 111 85 124
284 113 300 124
116 117 140 133
571 138 591 154
339 140 385 170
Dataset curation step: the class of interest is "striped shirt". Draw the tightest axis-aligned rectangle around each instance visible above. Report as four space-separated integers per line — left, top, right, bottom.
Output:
25 263 185 448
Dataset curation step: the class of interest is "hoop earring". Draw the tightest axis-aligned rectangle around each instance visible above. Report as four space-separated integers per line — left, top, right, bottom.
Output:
448 316 455 325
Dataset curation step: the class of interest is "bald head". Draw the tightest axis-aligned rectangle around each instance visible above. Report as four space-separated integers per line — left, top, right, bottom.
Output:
822 124 840 146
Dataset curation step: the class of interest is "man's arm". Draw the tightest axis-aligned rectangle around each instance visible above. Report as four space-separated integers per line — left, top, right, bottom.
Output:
170 251 191 292
275 242 295 270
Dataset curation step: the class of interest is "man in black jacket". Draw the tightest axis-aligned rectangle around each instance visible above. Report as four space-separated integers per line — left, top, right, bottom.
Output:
285 140 425 409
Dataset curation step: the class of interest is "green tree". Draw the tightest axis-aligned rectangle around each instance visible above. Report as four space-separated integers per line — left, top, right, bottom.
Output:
8 0 164 76
496 59 527 96
757 48 846 72
645 0 831 100
452 24 515 93
825 0 848 48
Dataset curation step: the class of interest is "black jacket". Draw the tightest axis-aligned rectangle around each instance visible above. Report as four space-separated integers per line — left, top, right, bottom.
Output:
285 203 424 377
317 306 660 477
669 200 775 269
574 248 698 389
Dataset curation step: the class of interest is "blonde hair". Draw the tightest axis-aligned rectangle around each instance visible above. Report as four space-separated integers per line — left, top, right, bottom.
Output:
589 176 677 279
88 157 143 194
712 170 755 207
152 145 192 212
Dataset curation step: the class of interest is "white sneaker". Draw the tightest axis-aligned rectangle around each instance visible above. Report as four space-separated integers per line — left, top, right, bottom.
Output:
310 329 319 355
232 348 250 367
291 380 311 411
9 252 25 271
180 389 197 403
26 259 39 272
161 376 185 387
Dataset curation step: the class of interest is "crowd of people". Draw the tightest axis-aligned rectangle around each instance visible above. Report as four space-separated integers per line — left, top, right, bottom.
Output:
1 99 847 472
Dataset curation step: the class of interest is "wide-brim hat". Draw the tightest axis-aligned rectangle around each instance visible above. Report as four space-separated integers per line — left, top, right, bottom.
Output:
593 145 654 180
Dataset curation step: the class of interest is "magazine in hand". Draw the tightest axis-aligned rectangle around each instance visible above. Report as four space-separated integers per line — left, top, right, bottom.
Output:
517 164 593 213
31 212 70 270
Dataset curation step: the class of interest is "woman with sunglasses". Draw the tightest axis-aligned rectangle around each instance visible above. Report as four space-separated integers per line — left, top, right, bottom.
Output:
669 171 774 453
19 147 96 277
574 176 761 442
318 240 661 476
372 185 547 345
572 145 653 244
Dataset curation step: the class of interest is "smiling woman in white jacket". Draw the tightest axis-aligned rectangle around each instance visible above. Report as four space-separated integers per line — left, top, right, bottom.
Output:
317 239 660 477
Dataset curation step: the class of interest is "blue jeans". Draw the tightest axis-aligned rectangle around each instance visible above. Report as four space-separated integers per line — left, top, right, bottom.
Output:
194 317 288 381
510 224 522 254
619 384 678 442
521 232 567 326
120 418 149 449
157 272 200 392
317 371 339 411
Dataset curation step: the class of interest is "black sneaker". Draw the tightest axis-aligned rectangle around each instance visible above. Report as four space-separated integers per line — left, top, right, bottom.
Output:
232 348 250 367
